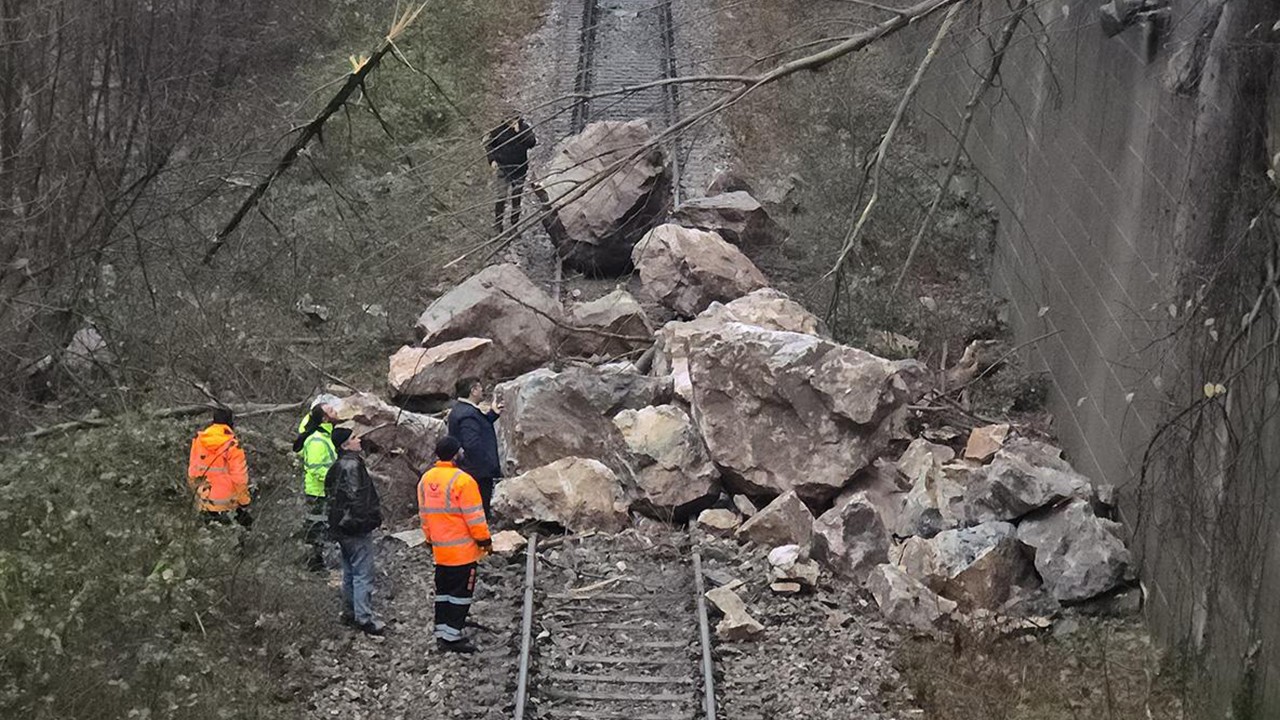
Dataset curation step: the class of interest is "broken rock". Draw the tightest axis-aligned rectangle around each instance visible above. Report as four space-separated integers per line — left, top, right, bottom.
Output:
1017 498 1132 603
697 508 741 537
489 530 528 555
537 120 671 276
632 223 769 318
964 423 1010 461
811 492 890 581
387 338 495 399
705 586 764 641
736 490 814 549
613 404 720 518
671 190 785 247
414 263 560 376
956 438 1095 526
495 368 635 478
688 322 922 503
867 564 957 630
897 522 1038 611
493 457 631 533
768 544 821 588
654 288 826 401
560 289 654 359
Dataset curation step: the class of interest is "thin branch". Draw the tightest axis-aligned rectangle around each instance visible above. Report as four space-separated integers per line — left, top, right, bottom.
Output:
201 3 428 265
2 401 306 442
825 1 965 281
891 0 1030 294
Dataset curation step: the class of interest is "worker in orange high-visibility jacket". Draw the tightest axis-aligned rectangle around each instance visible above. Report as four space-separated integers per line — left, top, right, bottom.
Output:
187 407 252 527
418 435 491 653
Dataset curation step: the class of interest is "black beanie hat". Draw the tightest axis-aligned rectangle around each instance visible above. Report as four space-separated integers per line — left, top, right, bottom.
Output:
435 435 461 461
212 407 234 427
331 427 354 448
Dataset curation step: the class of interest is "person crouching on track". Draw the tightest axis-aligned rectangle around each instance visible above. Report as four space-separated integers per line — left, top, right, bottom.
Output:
418 436 492 653
325 428 386 636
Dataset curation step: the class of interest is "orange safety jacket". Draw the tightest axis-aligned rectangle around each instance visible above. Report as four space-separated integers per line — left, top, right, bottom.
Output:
187 423 250 513
418 461 491 566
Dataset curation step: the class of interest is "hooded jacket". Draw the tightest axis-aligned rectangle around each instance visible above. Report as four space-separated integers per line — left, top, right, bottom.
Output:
324 451 382 536
447 400 502 480
187 423 250 512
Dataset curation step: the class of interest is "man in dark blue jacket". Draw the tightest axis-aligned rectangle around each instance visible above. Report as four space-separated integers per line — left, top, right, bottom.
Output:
447 377 503 520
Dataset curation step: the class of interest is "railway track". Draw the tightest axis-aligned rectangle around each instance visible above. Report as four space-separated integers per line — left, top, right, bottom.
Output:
513 531 717 720
570 0 683 203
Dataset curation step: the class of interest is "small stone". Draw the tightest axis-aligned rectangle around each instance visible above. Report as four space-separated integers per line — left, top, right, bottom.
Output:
736 491 814 549
770 581 802 594
732 494 758 518
489 530 528 555
705 586 764 641
697 508 741 537
963 423 1010 461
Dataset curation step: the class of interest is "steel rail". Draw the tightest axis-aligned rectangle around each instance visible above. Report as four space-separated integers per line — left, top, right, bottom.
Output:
692 547 718 720
513 534 538 720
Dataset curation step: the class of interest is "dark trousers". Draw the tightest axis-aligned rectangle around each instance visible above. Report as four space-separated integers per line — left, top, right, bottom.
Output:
476 477 495 521
304 495 328 570
493 167 526 233
202 508 253 527
434 562 477 642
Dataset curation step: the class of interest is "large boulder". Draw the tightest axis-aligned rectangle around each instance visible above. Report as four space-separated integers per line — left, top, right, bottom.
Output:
495 368 634 478
897 522 1039 611
537 120 671 276
493 457 631 532
736 490 814 549
331 393 447 520
811 492 890 581
388 338 497 399
550 363 673 417
414 264 560 378
671 191 785 247
632 224 769 318
687 322 923 502
613 404 721 519
560 290 654 359
956 438 1095 526
655 288 825 401
1017 499 1131 603
867 564 957 630
835 458 910 538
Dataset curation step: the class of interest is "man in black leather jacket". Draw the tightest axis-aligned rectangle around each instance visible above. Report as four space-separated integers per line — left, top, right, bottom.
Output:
485 115 537 234
324 428 385 635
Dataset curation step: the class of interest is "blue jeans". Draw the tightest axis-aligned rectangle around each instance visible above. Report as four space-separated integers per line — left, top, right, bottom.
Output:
337 534 376 624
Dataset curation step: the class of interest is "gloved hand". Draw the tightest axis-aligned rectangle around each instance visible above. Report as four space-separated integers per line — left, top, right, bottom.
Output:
477 538 493 559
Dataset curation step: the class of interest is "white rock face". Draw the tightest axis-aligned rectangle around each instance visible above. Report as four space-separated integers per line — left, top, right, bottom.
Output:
687 322 923 502
613 404 720 518
538 120 671 276
493 457 631 533
632 223 769 318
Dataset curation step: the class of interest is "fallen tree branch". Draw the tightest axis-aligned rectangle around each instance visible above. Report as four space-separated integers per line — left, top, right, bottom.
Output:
825 1 964 281
201 3 428 265
4 401 307 443
891 0 1030 294
497 289 654 343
